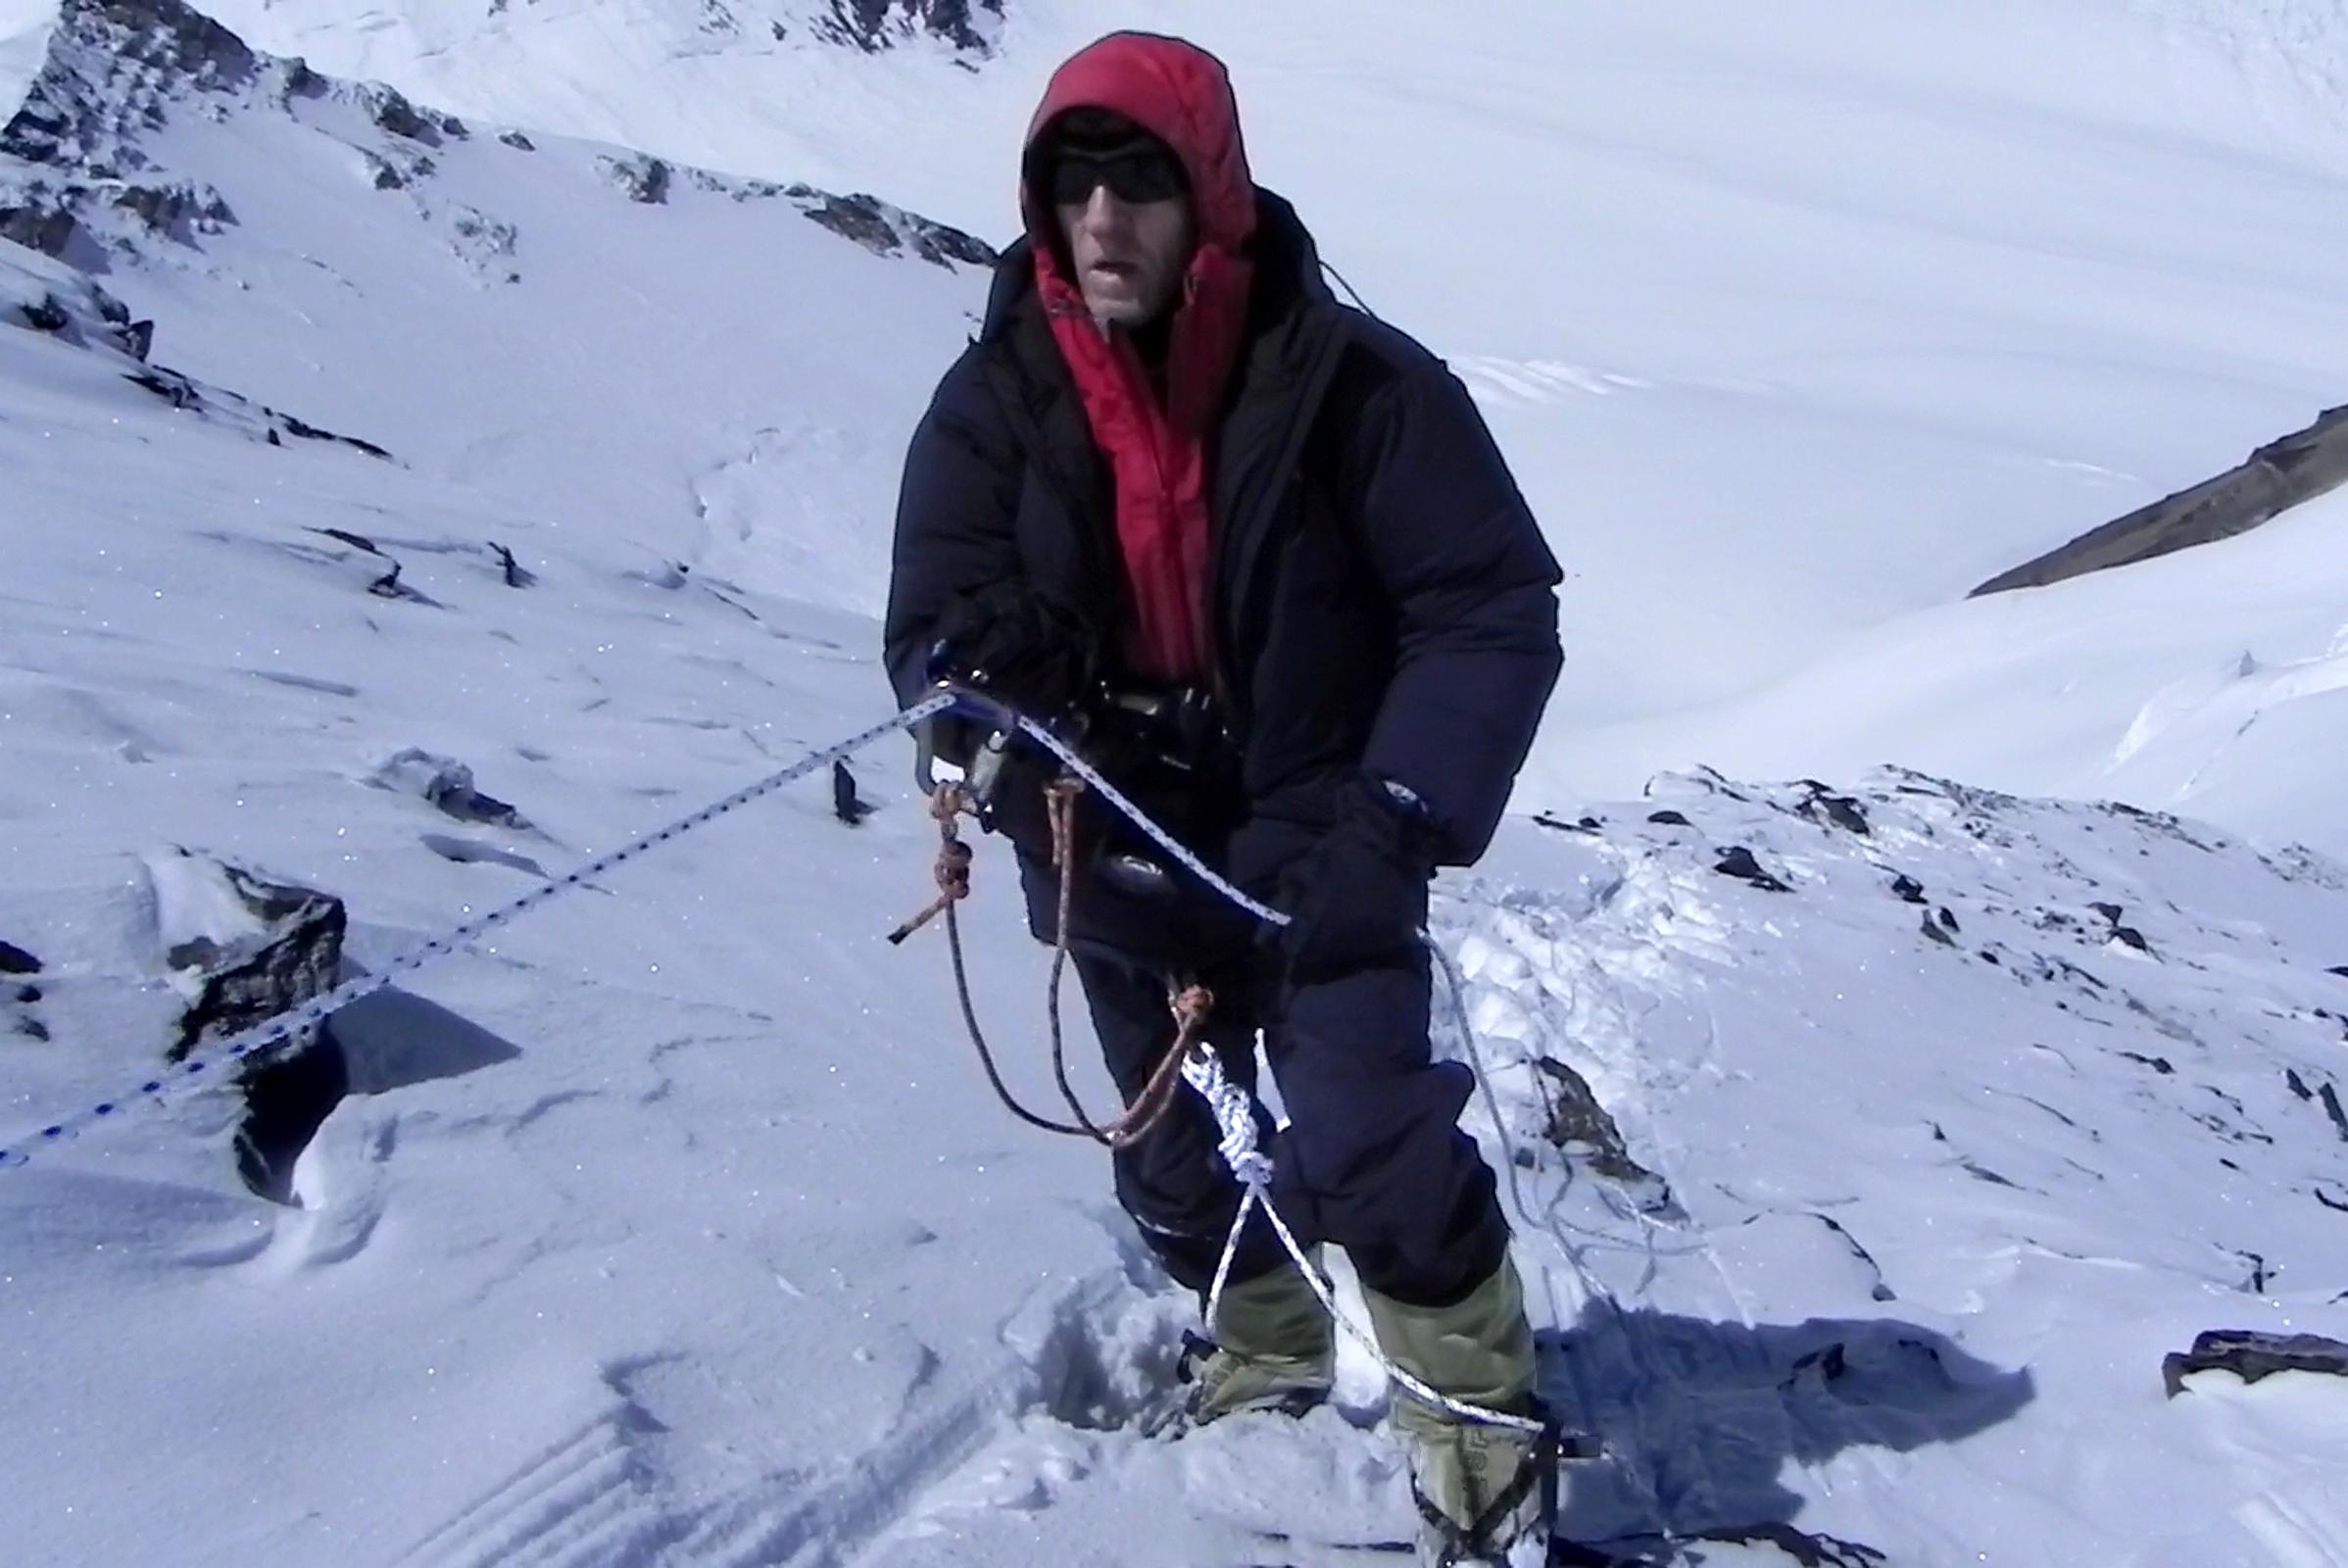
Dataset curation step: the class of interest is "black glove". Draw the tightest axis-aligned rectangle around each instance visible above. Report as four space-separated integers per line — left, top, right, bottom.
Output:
1272 777 1436 982
928 583 1095 718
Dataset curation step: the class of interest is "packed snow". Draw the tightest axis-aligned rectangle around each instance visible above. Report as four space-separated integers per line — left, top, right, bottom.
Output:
5 0 2347 1565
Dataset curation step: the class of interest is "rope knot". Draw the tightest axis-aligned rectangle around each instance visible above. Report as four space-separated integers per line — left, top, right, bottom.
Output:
887 784 979 947
933 838 972 900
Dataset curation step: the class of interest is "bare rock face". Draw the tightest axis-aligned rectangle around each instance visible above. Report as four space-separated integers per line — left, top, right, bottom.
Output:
1976 405 2348 596
150 850 345 1060
2164 1330 2348 1397
797 189 994 268
145 850 350 1201
2 0 256 169
817 0 1005 54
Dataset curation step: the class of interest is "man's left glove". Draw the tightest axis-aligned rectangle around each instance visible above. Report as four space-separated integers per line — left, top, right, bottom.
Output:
1272 777 1437 982
928 583 1096 718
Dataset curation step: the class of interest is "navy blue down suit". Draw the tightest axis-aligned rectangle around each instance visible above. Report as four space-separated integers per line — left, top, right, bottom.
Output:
883 190 1563 1310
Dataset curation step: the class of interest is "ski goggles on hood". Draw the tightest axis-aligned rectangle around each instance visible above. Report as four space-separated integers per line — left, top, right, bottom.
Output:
1034 136 1190 208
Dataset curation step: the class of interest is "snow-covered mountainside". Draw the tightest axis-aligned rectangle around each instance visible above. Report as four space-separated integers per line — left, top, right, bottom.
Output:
6 0 2348 1564
109 0 2348 854
3 0 990 615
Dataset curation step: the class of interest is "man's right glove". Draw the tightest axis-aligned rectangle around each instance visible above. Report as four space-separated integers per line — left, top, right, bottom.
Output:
928 583 1096 718
1271 777 1436 982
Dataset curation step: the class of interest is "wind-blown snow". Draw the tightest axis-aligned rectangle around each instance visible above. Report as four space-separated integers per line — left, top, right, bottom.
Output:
6 1 2348 1564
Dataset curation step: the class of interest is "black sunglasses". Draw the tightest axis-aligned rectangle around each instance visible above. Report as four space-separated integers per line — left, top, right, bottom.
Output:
1044 144 1188 208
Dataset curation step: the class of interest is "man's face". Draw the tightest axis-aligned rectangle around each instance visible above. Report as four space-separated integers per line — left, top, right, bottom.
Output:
1051 141 1195 328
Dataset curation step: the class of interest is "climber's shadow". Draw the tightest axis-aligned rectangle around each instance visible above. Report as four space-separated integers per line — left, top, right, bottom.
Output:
1538 1303 2033 1561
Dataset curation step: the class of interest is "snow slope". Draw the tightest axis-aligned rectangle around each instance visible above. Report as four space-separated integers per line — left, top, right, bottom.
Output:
6 1 2348 1565
3 0 991 618
137 0 2348 854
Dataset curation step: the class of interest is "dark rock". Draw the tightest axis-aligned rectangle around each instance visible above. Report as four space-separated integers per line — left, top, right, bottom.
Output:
2324 1083 2348 1143
1677 1522 1887 1567
1937 906 1960 932
365 85 439 144
0 940 40 975
1977 405 2348 596
2164 1330 2348 1397
274 57 325 101
602 154 670 204
498 129 536 152
2328 965 2348 980
1534 1056 1669 1211
1798 786 1871 836
816 0 1003 54
18 1016 50 1042
159 857 343 1063
373 749 532 831
802 191 897 253
2087 901 2152 954
127 368 203 410
1888 873 1926 904
0 206 81 258
1921 914 1956 947
2119 1052 2173 1075
122 318 153 360
1713 846 1790 893
314 525 377 553
113 180 234 238
1532 812 1597 836
1645 809 1691 827
278 414 391 460
19 294 71 332
832 760 873 825
489 541 535 588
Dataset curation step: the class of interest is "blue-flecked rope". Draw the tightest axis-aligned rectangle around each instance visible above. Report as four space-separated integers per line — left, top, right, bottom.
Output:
0 694 955 1170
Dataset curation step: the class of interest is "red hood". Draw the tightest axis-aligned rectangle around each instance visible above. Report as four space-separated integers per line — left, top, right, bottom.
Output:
1018 33 1257 686
1021 31 1256 255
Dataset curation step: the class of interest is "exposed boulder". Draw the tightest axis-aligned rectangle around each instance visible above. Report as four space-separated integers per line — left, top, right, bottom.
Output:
144 849 349 1201
371 748 532 831
1534 1054 1671 1212
1714 844 1792 893
600 153 671 205
2164 1330 2348 1397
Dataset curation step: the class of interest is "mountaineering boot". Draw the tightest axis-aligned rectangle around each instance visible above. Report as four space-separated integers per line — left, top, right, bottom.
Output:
1363 1257 1553 1566
1179 1252 1336 1426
